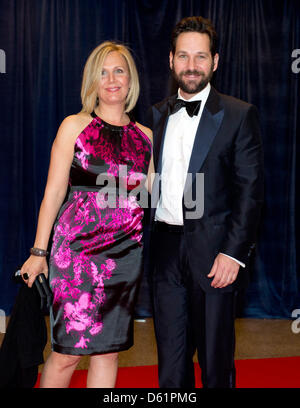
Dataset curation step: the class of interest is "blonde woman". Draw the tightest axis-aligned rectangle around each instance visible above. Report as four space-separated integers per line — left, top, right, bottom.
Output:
20 41 153 388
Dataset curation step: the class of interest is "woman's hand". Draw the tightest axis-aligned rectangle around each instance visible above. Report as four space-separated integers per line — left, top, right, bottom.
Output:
20 255 49 288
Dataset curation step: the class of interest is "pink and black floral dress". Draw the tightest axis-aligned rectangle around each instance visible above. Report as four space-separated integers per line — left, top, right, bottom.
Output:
49 111 152 355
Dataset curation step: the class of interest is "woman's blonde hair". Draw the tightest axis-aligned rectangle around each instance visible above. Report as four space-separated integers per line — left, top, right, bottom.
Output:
81 41 140 113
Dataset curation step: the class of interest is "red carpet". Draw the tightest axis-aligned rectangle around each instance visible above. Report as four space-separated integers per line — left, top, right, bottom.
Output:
34 356 300 388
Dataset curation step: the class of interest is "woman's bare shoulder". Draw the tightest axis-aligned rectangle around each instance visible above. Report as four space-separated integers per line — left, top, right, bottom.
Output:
62 112 92 131
135 122 152 143
56 112 93 143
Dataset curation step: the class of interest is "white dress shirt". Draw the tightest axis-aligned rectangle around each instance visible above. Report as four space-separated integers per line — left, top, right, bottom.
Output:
155 84 210 224
155 83 245 268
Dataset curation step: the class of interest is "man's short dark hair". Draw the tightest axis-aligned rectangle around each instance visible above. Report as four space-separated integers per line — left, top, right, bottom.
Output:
171 16 218 57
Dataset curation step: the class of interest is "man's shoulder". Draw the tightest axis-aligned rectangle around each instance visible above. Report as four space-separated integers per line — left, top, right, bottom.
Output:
145 95 176 128
216 89 254 112
152 94 176 113
211 88 259 126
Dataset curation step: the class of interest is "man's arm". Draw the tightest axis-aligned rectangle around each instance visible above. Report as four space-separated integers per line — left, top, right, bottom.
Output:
208 104 264 288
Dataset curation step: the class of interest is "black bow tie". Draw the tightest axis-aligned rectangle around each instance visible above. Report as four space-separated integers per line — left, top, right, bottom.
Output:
169 98 201 117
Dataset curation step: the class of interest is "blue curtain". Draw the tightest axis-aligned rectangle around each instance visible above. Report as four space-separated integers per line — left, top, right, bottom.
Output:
0 0 299 318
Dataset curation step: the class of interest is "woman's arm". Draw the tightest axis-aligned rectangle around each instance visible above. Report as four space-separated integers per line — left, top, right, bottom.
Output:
136 122 155 194
21 115 85 287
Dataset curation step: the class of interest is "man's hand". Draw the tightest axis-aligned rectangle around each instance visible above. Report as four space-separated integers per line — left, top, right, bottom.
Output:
207 253 240 288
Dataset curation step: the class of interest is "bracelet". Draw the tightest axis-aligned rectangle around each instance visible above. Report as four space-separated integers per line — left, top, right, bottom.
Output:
30 247 49 257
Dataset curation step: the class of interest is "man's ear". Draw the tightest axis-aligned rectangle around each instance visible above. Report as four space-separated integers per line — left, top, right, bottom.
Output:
213 53 219 72
169 51 174 70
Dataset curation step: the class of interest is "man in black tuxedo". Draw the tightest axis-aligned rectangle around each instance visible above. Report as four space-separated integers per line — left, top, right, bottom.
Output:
148 16 264 388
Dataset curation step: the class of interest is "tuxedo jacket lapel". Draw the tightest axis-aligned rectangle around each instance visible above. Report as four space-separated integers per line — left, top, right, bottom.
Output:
184 87 224 194
153 94 176 174
150 95 175 219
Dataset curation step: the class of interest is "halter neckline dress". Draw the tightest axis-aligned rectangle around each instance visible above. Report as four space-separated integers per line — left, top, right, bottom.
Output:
49 111 152 355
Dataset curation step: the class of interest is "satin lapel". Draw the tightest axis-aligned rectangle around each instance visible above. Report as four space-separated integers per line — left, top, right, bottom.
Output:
150 95 175 221
154 113 168 174
184 88 224 194
153 95 176 174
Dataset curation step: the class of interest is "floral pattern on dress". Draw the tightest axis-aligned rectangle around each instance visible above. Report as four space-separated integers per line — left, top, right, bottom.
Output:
50 115 151 351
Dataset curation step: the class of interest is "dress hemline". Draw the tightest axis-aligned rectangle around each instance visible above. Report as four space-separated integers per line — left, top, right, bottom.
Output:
51 340 133 356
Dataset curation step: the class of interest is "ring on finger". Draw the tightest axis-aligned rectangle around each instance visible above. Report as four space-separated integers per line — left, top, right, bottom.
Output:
23 272 29 280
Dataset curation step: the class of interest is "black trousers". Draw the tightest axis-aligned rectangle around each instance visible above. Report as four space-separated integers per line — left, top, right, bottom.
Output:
151 223 237 388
